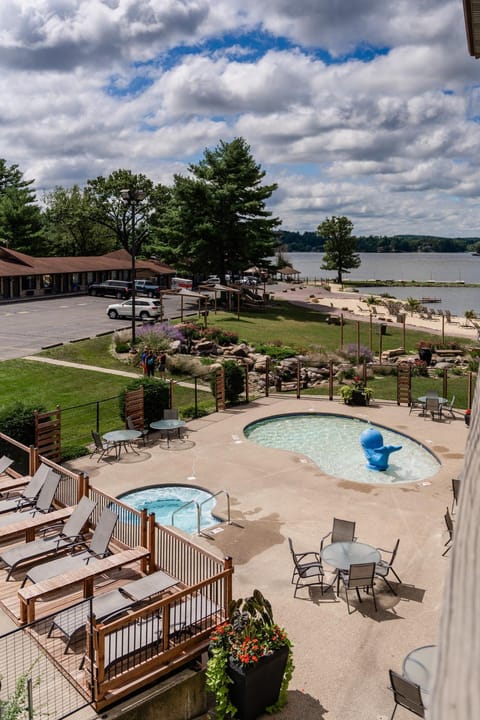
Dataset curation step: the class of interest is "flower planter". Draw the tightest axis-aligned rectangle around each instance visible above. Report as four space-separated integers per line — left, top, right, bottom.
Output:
465 413 471 427
418 347 433 365
345 390 369 406
227 645 289 720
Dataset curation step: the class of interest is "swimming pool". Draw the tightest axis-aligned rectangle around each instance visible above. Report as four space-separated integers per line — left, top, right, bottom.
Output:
119 485 218 534
244 413 440 485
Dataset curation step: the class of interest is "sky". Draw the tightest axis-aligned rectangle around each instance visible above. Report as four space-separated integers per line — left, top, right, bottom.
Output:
2 0 480 237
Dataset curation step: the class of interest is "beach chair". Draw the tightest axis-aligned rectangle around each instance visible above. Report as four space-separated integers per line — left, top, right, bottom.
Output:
0 456 13 476
0 464 51 514
0 496 96 580
48 569 178 653
24 507 118 586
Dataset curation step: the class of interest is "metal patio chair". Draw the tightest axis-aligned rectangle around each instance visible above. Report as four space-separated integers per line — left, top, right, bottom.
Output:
388 669 425 718
375 539 402 595
320 517 356 550
288 537 324 598
340 562 377 613
442 507 454 556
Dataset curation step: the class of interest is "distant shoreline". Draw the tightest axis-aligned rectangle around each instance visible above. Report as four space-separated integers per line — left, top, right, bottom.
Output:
341 280 480 289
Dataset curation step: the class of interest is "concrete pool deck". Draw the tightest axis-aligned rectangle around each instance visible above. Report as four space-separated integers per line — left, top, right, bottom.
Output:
68 395 466 720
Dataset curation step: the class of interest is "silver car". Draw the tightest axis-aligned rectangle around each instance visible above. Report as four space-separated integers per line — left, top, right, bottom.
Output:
106 298 163 320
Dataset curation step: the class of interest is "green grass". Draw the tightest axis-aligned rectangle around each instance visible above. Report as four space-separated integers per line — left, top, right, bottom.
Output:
2 300 474 460
0 359 213 459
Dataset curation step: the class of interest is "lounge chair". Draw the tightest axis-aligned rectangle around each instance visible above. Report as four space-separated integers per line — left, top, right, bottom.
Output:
102 593 220 672
0 456 13 476
0 463 51 514
0 496 96 580
24 507 118 585
48 569 179 653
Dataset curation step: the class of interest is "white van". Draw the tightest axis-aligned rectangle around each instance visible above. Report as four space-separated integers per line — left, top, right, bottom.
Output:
171 277 193 290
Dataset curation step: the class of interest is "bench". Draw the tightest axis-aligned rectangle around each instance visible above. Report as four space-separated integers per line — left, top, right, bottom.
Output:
19 545 149 624
0 506 73 544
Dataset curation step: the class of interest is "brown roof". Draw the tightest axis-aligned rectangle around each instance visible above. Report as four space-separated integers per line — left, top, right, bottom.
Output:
0 248 174 278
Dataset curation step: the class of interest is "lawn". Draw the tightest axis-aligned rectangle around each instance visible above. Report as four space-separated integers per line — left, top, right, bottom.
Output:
3 299 474 461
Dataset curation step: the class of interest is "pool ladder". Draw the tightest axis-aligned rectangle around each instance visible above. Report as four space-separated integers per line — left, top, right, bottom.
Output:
171 490 231 536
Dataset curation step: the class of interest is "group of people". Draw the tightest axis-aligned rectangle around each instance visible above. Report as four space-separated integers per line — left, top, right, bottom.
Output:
141 348 167 377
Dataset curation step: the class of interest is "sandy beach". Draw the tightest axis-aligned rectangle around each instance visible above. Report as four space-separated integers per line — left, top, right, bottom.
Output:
272 281 480 342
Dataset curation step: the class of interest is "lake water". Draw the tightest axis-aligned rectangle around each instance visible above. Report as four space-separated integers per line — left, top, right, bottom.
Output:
285 252 480 316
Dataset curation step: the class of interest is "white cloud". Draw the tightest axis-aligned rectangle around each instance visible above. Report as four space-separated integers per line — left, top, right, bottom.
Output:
0 0 479 236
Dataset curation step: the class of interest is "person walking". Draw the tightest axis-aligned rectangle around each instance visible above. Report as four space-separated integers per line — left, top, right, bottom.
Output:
141 347 149 375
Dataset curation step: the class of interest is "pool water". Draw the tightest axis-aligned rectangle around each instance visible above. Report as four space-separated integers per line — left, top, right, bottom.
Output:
244 413 440 485
119 485 217 533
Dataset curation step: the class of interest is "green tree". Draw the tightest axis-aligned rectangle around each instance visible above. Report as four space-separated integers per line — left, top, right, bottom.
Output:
43 185 114 256
158 138 281 281
86 170 158 255
0 160 44 254
317 216 360 284
405 297 421 316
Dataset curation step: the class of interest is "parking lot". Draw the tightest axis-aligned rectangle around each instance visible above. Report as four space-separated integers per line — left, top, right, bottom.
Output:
0 294 201 361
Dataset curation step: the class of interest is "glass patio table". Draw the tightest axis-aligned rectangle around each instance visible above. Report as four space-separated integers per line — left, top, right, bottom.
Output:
103 429 141 460
402 644 437 699
320 541 381 593
150 419 186 448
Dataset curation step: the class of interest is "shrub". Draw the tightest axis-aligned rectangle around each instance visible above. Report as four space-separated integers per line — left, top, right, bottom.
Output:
180 403 212 419
255 344 299 360
136 323 185 353
211 360 245 404
342 344 374 364
119 378 170 425
0 401 46 446
204 326 239 346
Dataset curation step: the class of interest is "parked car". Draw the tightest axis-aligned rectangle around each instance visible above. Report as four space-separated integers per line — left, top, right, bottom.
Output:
134 280 162 297
204 275 221 285
106 298 163 320
88 280 132 298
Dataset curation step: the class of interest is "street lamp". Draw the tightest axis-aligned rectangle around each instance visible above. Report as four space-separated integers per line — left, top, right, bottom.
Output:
120 188 145 345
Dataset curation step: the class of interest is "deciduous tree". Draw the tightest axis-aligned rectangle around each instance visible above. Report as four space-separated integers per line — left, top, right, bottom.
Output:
317 215 360 284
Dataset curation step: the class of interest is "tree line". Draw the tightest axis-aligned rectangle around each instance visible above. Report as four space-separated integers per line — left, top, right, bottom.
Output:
278 229 480 253
0 138 280 283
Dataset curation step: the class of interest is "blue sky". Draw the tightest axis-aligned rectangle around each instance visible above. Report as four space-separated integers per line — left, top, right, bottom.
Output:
1 0 480 237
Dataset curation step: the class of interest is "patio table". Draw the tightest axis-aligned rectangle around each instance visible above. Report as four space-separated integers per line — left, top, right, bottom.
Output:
402 644 437 699
150 419 186 448
321 541 380 594
103 429 141 460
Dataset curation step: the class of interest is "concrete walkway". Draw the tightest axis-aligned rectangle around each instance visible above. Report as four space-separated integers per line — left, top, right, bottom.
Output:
22 355 210 391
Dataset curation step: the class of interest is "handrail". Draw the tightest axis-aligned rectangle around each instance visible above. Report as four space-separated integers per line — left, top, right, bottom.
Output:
171 499 201 535
200 489 231 527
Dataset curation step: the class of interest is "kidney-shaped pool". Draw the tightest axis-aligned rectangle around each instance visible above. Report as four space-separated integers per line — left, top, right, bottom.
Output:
243 413 440 485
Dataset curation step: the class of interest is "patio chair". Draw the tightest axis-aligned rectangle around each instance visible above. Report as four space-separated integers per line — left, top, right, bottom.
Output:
0 496 97 580
375 539 402 595
442 507 453 556
339 562 377 613
451 476 461 514
24 507 118 586
388 669 425 718
409 398 423 415
443 395 456 419
163 408 187 439
0 456 13 476
126 415 149 445
288 537 324 598
320 517 356 550
90 431 114 462
425 397 442 421
0 463 51 514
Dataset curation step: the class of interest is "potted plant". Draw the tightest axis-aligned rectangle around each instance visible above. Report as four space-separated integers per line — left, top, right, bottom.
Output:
206 589 294 720
417 341 434 366
339 377 374 406
465 409 471 427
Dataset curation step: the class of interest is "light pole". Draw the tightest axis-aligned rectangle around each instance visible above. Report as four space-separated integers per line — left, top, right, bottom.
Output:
120 188 145 345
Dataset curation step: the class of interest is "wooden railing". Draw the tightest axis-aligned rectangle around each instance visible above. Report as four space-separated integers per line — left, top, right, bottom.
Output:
88 568 232 708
